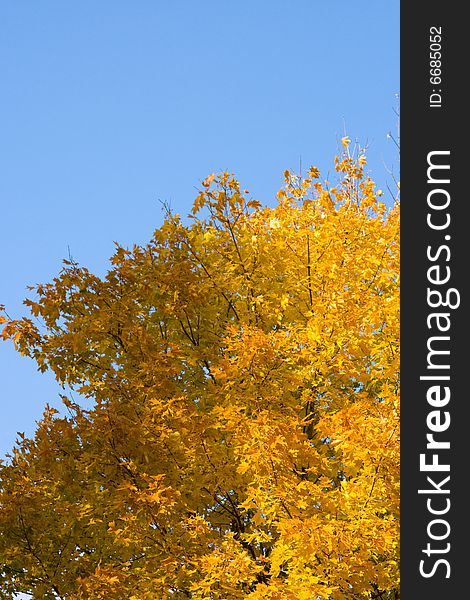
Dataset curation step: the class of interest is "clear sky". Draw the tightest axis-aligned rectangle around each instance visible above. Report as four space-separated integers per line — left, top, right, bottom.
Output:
0 1 399 458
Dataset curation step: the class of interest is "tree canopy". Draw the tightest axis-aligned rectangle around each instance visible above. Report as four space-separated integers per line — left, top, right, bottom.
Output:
0 146 400 599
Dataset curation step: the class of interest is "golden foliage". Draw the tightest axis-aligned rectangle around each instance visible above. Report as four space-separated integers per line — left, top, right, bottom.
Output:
0 153 399 599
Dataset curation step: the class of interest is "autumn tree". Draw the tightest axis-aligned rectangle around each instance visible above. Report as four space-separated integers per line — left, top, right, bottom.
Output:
0 143 400 599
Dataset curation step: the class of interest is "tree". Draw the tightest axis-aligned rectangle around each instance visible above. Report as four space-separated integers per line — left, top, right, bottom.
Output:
0 145 400 599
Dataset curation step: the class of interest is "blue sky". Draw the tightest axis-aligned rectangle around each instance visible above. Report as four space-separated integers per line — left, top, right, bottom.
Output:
0 1 399 458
